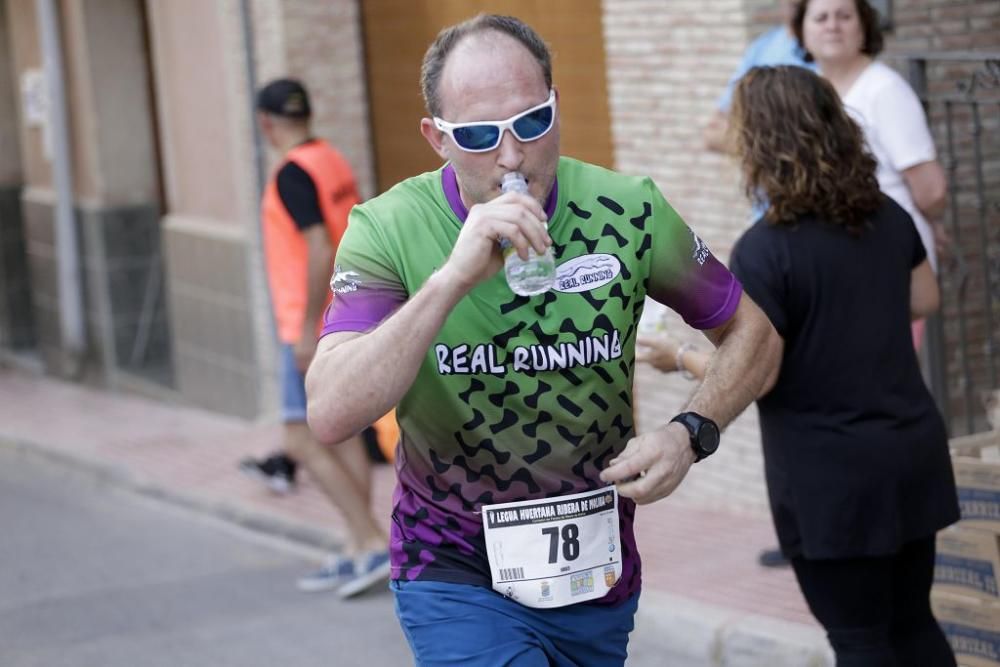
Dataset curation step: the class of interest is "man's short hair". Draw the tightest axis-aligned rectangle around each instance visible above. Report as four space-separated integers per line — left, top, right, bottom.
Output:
256 78 312 119
420 14 552 118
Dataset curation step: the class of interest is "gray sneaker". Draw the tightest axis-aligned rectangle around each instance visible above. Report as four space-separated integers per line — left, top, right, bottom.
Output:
296 556 355 593
337 550 391 599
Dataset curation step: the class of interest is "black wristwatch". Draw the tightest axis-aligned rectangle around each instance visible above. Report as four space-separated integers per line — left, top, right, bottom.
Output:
670 412 720 462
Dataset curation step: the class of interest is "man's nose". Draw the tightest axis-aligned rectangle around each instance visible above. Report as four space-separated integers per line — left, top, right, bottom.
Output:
496 129 524 171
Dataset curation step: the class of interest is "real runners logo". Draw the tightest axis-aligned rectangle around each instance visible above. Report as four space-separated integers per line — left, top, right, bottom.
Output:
690 230 710 266
553 253 621 293
330 265 361 294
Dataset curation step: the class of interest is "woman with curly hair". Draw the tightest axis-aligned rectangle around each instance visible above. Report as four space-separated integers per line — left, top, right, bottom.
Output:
640 65 958 665
733 65 959 666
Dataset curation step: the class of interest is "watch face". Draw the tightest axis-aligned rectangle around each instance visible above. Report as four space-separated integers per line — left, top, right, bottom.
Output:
697 421 720 454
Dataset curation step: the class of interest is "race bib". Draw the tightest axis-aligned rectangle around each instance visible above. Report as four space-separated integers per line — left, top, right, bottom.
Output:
481 486 622 608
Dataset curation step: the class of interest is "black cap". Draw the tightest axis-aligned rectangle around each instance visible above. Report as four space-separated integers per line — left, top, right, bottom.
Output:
256 78 311 119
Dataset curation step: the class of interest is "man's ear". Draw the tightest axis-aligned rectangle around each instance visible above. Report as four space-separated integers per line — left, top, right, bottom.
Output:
420 117 449 161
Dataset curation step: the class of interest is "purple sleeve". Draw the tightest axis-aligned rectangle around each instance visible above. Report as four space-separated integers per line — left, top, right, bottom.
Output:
655 254 743 329
318 207 408 338
644 180 743 330
320 289 405 337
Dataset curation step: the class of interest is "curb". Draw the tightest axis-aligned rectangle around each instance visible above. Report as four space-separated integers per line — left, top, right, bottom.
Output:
6 436 833 667
633 591 833 666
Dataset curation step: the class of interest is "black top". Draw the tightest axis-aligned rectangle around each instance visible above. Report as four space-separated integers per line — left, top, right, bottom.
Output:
730 197 959 559
276 147 323 231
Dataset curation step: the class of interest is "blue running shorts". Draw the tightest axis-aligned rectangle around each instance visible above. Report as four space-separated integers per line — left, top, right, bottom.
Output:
392 580 638 667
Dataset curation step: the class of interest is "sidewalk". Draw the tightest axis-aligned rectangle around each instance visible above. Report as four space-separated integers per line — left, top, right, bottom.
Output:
0 368 833 666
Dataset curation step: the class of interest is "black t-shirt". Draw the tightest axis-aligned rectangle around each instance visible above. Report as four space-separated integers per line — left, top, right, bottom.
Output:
276 147 323 231
730 197 958 559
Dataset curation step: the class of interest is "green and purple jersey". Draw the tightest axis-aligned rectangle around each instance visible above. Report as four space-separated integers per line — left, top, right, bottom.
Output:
321 157 741 604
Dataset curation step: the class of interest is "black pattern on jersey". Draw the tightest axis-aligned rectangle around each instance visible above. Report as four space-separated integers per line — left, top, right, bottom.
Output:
592 366 614 385
594 445 618 471
567 201 592 219
427 476 499 508
556 424 585 447
528 322 559 346
636 233 653 261
570 227 601 254
462 409 485 430
488 382 520 407
578 291 606 313
548 480 576 498
522 411 553 438
459 378 486 404
589 393 610 411
454 431 510 464
557 395 583 417
618 390 632 408
587 420 610 445
427 461 540 496
523 439 552 464
629 202 652 230
611 414 631 439
558 368 583 386
598 196 625 215
500 294 530 314
534 291 558 318
602 224 629 249
608 283 631 310
554 313 616 337
492 324 526 348
525 380 552 408
400 506 429 528
489 409 519 434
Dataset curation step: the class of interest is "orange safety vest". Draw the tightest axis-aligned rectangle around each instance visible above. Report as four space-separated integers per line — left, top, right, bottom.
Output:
373 408 399 464
261 139 359 343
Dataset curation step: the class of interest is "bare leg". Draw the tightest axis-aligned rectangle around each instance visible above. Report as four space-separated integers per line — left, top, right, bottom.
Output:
284 423 386 555
330 430 373 502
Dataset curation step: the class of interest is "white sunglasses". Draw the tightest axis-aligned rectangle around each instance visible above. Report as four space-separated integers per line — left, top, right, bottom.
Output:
433 91 557 153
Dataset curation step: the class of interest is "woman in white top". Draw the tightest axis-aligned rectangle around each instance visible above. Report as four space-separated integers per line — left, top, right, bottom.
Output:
793 0 948 276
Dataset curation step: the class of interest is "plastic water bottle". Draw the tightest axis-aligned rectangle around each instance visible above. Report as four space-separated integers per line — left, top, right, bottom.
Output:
500 172 555 296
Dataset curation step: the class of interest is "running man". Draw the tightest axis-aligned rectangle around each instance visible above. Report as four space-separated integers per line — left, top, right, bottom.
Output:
306 16 780 665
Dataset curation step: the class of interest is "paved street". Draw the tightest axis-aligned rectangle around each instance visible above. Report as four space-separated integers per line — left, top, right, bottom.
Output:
0 445 411 667
0 411 829 667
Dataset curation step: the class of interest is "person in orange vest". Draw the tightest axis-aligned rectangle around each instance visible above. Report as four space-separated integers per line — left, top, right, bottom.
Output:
239 78 390 598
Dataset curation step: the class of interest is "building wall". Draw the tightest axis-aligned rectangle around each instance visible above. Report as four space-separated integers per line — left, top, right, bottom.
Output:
604 0 770 515
147 0 272 418
883 0 999 52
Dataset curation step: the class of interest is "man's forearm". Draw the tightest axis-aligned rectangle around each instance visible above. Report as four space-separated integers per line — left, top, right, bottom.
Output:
684 298 780 429
305 267 469 443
